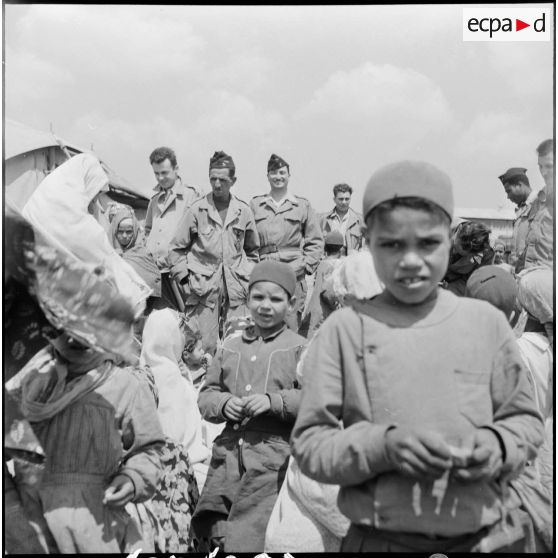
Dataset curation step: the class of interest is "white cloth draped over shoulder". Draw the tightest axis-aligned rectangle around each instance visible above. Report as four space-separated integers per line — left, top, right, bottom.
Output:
140 309 209 466
22 153 150 314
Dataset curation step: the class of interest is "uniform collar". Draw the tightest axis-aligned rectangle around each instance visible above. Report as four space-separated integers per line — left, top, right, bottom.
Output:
517 189 538 209
199 193 243 227
153 176 185 197
262 191 298 207
242 323 287 342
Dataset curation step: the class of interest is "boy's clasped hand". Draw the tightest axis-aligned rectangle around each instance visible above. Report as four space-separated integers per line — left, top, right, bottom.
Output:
384 426 503 482
223 394 272 421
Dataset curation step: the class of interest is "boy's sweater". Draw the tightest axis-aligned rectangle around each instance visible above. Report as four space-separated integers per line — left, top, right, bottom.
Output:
292 289 543 538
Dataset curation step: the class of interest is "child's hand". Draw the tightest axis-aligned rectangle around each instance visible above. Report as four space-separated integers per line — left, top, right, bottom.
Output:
223 396 245 422
385 427 453 479
242 394 271 417
452 428 503 483
103 474 135 507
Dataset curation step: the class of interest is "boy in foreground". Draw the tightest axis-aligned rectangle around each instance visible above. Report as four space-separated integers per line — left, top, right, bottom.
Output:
291 161 543 552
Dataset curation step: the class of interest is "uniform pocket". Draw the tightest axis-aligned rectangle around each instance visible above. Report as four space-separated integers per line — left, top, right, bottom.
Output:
454 369 493 427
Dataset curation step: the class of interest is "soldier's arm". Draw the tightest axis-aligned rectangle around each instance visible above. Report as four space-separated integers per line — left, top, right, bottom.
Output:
302 202 325 274
168 209 197 283
243 208 260 263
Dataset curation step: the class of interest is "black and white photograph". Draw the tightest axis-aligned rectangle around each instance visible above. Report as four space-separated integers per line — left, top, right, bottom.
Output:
4 3 554 555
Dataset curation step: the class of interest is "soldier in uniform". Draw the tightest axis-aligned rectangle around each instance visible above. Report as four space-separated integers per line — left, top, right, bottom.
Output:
144 146 201 309
250 154 324 331
320 183 364 254
169 151 259 355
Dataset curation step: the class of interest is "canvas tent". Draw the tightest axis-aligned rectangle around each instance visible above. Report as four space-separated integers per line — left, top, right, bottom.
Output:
5 118 150 220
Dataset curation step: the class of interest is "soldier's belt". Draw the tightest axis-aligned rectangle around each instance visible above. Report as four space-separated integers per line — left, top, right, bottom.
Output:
259 244 301 257
259 244 279 255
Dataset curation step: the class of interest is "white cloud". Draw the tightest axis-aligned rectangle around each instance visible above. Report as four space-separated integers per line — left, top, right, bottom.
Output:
298 63 456 148
5 48 74 104
8 5 206 82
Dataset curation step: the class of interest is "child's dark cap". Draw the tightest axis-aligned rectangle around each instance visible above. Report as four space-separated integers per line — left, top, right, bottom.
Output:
249 261 296 297
324 230 344 247
363 160 454 221
465 265 517 318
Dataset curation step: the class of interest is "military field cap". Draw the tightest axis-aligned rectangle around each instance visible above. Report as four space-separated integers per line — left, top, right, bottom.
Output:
210 151 235 171
498 167 527 184
267 153 289 173
465 265 518 318
249 261 296 297
362 160 454 221
324 230 344 247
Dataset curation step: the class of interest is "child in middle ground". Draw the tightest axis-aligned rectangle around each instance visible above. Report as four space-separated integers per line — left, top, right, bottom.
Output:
292 160 543 553
191 261 307 553
301 230 346 338
180 327 213 392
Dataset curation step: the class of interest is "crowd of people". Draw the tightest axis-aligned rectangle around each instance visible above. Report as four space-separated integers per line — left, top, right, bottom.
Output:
4 137 554 554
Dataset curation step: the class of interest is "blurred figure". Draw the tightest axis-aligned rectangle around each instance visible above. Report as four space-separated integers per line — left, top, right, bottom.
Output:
465 266 553 551
140 309 210 551
443 220 493 296
516 139 554 272
491 239 514 273
300 230 345 338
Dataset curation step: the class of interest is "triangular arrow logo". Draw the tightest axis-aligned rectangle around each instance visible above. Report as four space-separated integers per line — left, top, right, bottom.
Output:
516 19 530 31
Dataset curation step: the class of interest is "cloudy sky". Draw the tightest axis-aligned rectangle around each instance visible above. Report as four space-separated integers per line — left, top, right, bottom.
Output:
5 4 554 213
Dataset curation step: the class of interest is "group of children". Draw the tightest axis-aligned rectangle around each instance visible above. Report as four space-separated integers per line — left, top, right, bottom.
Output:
6 159 552 554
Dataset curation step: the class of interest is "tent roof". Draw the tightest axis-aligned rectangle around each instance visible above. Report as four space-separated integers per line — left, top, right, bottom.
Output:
5 118 87 160
5 118 150 201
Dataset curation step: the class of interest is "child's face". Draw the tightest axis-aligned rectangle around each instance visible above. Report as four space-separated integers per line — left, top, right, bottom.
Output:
183 339 204 365
247 281 294 332
366 206 451 305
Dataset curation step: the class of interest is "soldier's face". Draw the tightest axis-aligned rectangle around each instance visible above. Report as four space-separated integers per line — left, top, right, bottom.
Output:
334 192 351 212
209 168 235 201
152 158 178 190
267 166 290 190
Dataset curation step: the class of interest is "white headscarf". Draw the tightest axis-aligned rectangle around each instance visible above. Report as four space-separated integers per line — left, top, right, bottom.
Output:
22 153 150 315
140 309 208 463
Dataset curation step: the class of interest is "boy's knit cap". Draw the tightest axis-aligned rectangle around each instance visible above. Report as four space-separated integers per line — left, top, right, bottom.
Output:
465 265 518 318
324 230 344 247
249 261 296 297
362 160 454 221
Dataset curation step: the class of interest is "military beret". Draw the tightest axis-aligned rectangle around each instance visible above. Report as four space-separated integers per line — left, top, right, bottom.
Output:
249 261 296 297
465 265 517 318
498 167 528 184
210 151 235 171
324 230 344 247
267 154 289 173
362 160 454 221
